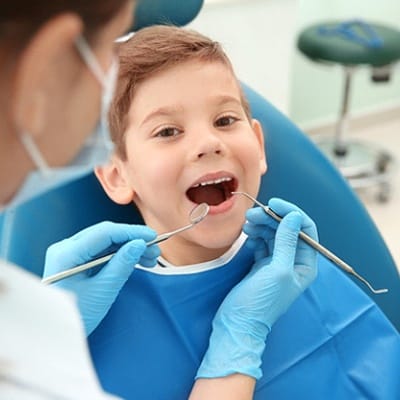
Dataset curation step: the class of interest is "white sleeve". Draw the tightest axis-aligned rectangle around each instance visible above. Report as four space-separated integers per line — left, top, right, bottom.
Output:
0 260 121 400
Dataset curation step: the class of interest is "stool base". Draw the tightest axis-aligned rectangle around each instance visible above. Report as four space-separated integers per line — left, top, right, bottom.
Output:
314 137 396 202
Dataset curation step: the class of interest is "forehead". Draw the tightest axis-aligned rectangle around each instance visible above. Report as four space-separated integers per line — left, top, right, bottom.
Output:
129 60 242 115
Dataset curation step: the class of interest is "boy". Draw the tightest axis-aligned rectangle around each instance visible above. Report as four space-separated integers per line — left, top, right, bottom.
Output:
91 26 400 399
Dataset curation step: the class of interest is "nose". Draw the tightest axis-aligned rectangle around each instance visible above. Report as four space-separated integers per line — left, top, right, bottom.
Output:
195 130 224 160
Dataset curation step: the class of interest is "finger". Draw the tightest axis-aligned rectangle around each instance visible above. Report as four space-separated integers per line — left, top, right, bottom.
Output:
268 198 318 241
245 236 271 260
47 223 157 268
139 256 159 268
70 222 157 253
139 245 161 268
270 211 302 269
268 200 318 266
96 239 147 282
244 236 264 250
294 263 318 288
254 240 271 262
243 222 276 242
245 207 279 230
142 244 161 260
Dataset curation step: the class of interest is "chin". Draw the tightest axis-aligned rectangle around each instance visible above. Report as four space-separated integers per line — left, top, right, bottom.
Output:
196 226 242 250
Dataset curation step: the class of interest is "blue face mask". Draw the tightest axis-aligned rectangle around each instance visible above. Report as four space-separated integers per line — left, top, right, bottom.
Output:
5 36 119 209
6 164 94 209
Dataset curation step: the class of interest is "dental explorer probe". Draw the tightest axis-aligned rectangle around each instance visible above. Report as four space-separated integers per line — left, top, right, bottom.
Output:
232 191 388 295
42 203 209 285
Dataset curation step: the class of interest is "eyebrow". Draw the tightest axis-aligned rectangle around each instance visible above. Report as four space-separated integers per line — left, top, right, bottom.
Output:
140 105 184 127
140 95 243 127
213 95 242 107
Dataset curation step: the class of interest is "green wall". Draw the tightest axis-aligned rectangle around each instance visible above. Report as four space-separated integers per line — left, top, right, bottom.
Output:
290 0 400 127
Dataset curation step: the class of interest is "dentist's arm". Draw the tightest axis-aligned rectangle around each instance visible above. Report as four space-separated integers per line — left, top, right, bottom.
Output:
190 374 255 400
43 221 160 335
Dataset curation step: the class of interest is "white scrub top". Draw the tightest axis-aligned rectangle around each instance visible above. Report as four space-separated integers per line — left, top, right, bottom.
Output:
0 260 120 400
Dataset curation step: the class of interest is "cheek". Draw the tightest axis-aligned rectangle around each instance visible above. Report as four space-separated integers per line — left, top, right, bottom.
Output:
234 138 265 171
127 150 179 193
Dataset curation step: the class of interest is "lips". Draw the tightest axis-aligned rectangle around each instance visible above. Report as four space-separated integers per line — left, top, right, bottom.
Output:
186 173 238 206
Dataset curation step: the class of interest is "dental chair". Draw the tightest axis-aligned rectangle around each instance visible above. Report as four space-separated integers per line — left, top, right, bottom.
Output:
244 83 400 331
132 0 204 31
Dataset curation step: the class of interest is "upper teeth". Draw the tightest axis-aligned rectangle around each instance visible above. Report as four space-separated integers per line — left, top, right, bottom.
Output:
192 176 232 188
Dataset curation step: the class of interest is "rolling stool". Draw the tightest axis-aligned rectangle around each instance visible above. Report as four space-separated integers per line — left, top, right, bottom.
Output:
297 20 400 201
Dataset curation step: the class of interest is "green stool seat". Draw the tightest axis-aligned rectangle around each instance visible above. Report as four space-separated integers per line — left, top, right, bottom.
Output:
298 21 400 67
297 19 400 201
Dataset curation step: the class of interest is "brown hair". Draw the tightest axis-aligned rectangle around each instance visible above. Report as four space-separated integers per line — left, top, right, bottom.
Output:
110 25 251 159
0 0 129 47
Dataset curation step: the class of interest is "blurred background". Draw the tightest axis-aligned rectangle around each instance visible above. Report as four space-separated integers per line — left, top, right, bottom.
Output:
188 0 400 270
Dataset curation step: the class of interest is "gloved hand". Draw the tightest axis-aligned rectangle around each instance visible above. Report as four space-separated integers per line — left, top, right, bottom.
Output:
43 221 160 335
196 198 318 380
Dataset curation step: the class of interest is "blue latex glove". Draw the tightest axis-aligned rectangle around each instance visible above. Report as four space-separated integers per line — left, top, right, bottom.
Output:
196 198 318 380
43 221 160 335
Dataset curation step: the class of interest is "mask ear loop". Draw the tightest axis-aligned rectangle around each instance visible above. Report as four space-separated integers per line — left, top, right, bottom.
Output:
101 57 119 152
75 36 118 153
19 132 51 176
75 36 108 88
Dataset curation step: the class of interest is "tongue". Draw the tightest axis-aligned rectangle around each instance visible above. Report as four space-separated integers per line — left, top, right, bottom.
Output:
187 185 225 206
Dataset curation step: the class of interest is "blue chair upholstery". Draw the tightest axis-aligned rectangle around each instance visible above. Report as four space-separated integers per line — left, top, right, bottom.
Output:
0 174 143 276
243 83 400 331
1 82 399 331
132 0 204 31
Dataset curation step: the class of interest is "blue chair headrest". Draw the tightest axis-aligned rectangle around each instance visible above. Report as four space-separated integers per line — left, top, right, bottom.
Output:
132 0 204 31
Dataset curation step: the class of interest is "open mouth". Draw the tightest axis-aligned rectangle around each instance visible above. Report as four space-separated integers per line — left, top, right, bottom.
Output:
186 176 238 206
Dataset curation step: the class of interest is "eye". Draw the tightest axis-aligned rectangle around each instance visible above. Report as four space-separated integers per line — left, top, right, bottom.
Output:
215 115 239 127
154 127 182 138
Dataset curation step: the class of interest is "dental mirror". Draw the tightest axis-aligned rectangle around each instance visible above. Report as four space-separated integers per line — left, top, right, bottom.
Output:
146 202 209 246
42 203 210 285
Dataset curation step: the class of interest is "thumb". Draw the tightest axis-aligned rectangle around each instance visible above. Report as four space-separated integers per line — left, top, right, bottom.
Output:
96 239 147 282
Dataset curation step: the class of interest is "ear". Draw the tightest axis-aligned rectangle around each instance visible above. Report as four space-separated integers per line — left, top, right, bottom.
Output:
12 13 83 136
251 118 268 175
95 157 136 205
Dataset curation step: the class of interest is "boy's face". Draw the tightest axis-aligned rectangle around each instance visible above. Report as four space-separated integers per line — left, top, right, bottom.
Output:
98 60 267 265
